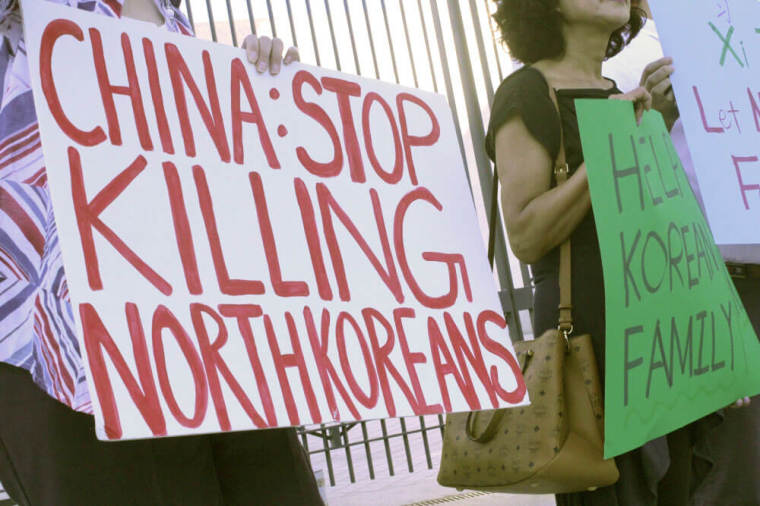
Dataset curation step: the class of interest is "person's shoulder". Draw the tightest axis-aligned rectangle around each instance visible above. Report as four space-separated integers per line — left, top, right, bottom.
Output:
486 66 558 161
493 66 550 102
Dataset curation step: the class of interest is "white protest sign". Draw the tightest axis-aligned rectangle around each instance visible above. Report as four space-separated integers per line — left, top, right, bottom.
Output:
650 0 760 244
22 0 528 440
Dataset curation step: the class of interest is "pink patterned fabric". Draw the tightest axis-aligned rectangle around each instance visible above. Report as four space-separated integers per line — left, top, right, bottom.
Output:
0 0 193 413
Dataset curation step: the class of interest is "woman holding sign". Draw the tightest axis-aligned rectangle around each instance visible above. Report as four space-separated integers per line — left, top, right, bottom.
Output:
484 0 710 504
0 1 321 505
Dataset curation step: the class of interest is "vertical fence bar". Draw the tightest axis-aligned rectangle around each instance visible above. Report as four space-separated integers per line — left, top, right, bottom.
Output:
380 419 395 476
427 0 470 193
466 0 495 102
203 0 217 41
301 428 309 449
341 429 356 483
484 0 505 81
285 0 298 47
441 0 524 339
304 0 322 66
320 425 337 486
184 0 195 31
417 0 439 93
398 0 419 87
322 0 342 70
360 0 380 79
264 0 278 37
224 0 238 47
419 416 433 469
399 418 414 473
244 0 256 36
360 421 376 480
342 0 362 74
379 0 400 83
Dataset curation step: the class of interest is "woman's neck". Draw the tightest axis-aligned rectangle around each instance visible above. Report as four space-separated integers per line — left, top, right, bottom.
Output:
536 23 612 89
121 0 165 25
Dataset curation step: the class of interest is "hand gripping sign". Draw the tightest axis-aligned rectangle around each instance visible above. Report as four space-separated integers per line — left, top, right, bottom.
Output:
21 1 527 440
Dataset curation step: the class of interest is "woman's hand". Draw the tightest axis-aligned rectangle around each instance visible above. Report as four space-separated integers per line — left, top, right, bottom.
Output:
640 56 678 129
241 35 300 75
610 86 652 124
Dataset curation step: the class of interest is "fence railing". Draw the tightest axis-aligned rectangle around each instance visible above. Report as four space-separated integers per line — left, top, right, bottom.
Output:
179 0 536 487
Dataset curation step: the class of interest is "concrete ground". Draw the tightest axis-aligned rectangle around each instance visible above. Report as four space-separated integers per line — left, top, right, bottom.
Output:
324 465 553 505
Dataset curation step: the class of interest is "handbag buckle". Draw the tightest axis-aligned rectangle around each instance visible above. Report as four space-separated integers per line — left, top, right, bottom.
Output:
558 324 573 350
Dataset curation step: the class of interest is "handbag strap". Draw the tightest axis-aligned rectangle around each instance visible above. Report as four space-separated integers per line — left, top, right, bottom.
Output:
487 70 573 334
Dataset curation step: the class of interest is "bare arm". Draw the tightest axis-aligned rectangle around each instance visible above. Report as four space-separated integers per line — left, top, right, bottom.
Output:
494 117 591 264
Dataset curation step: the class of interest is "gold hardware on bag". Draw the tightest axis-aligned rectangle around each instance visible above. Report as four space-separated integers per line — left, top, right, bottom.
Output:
521 350 535 373
557 324 573 350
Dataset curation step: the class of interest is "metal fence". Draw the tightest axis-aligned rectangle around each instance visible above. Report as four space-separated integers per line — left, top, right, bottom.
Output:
178 0 535 488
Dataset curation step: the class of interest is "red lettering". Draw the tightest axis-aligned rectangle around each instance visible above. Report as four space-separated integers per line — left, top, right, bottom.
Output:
476 310 526 403
293 70 342 177
40 19 106 146
396 92 440 185
445 312 496 407
692 86 724 133
317 183 403 302
322 77 365 183
193 165 265 295
362 308 418 417
152 305 208 428
428 316 478 411
230 58 280 168
294 178 333 300
303 308 360 420
142 38 174 154
394 187 469 308
191 303 269 430
80 303 166 439
748 88 760 133
362 92 403 184
218 304 277 426
90 29 152 149
334 310 380 410
393 308 443 414
69 147 171 295
249 172 309 296
264 313 321 425
165 43 231 162
732 155 760 210
163 161 202 294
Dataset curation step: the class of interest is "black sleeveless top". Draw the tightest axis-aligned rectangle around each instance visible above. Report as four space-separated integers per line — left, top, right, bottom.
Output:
486 66 621 376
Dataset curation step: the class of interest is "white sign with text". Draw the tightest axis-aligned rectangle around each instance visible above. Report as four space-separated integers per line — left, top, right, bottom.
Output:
22 0 527 440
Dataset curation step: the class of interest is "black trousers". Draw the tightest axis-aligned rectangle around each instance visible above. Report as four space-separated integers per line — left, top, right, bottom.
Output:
0 364 323 506
692 276 760 506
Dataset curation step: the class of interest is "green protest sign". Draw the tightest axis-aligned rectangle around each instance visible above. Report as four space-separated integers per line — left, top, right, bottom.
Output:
576 99 760 459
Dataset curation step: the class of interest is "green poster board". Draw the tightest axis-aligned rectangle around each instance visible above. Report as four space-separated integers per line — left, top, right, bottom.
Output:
576 99 760 458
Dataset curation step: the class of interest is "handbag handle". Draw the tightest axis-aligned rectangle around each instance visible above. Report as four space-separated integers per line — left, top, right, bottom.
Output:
487 69 573 334
465 410 505 443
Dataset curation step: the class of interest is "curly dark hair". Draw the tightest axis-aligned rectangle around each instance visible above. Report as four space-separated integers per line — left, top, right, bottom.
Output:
492 0 646 64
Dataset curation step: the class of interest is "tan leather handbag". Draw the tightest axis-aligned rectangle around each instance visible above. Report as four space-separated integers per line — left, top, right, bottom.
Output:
437 83 619 494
